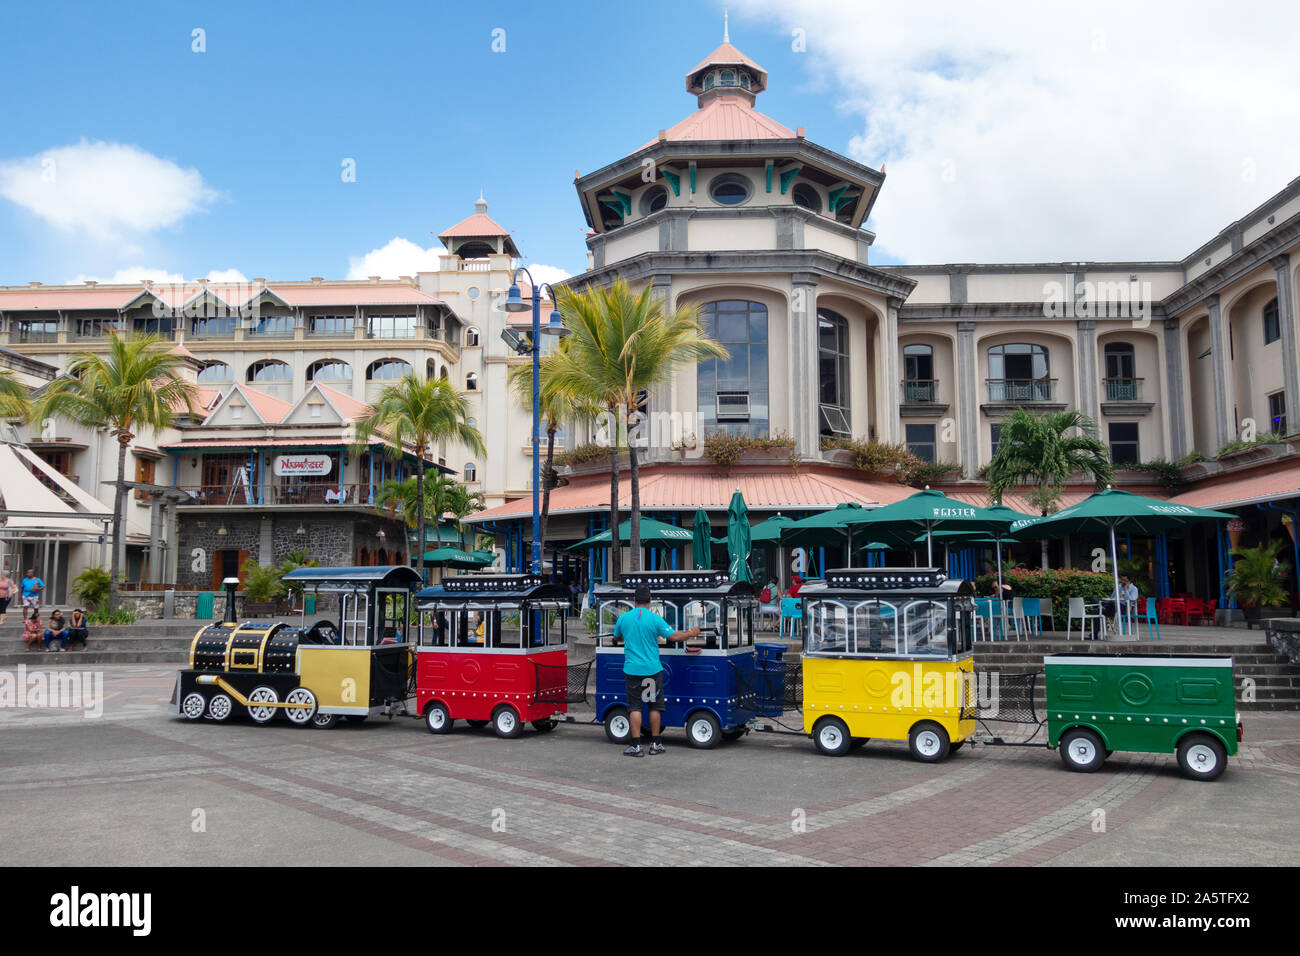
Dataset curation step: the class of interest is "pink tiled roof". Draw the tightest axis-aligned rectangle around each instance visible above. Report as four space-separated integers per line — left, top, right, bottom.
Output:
466 466 914 523
1170 461 1300 509
274 284 442 307
236 385 292 424
687 41 767 79
642 95 796 148
0 286 147 310
438 212 512 239
172 386 222 414
944 489 1098 515
315 382 371 422
0 281 441 311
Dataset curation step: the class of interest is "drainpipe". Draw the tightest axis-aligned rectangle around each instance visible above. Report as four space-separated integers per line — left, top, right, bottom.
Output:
1217 523 1231 608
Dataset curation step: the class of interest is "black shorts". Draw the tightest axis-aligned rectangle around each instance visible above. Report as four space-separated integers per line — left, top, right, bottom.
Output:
0 597 8 613
625 672 665 711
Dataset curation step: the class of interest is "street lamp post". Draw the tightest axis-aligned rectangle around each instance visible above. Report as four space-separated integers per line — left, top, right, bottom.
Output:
502 269 568 576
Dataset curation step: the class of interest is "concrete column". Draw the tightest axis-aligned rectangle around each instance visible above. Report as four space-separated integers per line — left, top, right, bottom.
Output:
164 501 179 585
1163 317 1188 461
1270 254 1300 430
148 497 163 584
1076 319 1098 422
881 298 902 444
1206 294 1232 449
648 275 672 458
259 515 273 566
956 322 979 477
789 273 820 457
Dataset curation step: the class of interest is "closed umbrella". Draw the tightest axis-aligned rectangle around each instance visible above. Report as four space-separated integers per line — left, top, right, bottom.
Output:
1011 487 1233 633
727 491 753 583
692 508 713 570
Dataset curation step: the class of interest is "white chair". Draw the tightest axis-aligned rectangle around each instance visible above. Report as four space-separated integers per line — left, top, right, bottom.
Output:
1066 597 1105 641
759 601 780 630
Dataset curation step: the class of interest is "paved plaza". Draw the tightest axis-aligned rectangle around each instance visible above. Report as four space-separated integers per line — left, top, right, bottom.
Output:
1 664 1297 867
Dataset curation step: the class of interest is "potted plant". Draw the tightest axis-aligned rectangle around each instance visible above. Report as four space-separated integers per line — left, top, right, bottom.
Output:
1224 540 1293 628
242 562 287 617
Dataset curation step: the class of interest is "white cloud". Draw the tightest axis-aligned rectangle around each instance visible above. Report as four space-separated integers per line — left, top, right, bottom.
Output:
522 264 572 287
0 140 219 239
67 267 248 285
346 237 447 279
735 0 1300 263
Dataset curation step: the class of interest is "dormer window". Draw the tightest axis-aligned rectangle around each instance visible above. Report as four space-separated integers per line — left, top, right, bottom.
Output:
740 73 751 90
709 173 752 207
640 185 669 216
792 183 822 214
704 72 716 90
720 70 735 86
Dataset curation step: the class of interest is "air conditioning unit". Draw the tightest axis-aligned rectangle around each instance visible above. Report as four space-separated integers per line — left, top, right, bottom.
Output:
716 391 750 420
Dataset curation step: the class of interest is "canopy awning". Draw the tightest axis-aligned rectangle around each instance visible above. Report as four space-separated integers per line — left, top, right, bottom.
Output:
0 443 112 538
1170 461 1300 510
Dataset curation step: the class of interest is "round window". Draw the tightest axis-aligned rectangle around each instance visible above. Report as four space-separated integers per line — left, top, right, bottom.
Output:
467 286 480 300
709 174 751 206
792 183 822 213
640 185 669 216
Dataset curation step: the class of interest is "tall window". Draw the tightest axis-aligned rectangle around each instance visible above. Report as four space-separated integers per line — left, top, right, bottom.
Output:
903 344 935 402
134 457 157 499
1104 342 1138 400
253 313 294 335
191 314 236 336
817 309 851 437
697 300 768 436
247 360 290 383
906 424 937 462
1264 297 1281 345
307 359 351 382
1269 390 1287 434
464 462 477 482
465 327 480 347
1108 422 1140 465
988 343 1051 402
990 424 1002 459
197 361 232 384
367 314 417 338
309 314 353 335
367 359 412 381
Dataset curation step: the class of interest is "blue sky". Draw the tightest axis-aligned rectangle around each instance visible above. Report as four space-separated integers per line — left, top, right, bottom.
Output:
0 0 860 285
4 1 1299 285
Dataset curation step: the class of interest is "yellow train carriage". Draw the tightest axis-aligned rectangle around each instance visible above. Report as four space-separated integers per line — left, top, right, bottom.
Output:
799 569 977 761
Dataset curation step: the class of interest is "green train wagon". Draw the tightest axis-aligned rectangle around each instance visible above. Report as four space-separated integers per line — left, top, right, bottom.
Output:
1044 654 1242 781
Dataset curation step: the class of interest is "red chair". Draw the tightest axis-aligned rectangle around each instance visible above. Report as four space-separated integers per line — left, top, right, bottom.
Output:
1184 598 1207 625
1157 598 1188 625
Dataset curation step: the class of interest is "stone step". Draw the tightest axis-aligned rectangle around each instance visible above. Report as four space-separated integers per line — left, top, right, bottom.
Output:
0 649 186 667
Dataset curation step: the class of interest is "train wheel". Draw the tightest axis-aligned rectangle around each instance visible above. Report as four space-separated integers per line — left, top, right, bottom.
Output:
181 693 206 721
1059 728 1105 773
424 701 453 734
492 705 522 739
813 717 850 756
1177 733 1226 781
284 688 317 726
603 707 631 744
686 711 721 749
311 713 339 730
207 693 233 722
246 686 279 725
532 719 558 733
908 721 951 763
467 719 489 729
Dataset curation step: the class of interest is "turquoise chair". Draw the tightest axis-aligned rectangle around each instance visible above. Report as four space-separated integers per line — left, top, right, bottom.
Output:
1140 598 1161 641
780 597 803 639
1016 597 1042 636
973 598 996 641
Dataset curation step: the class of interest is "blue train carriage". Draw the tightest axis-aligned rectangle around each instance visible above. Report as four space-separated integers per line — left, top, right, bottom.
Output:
593 569 768 749
1045 654 1243 780
170 566 421 728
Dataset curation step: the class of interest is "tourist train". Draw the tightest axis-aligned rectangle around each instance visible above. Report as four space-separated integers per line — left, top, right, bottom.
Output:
169 565 1243 781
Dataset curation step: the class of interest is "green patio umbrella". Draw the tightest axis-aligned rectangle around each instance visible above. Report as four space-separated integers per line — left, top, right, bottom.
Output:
1011 487 1234 632
727 490 753 583
779 502 881 569
692 508 713 570
748 514 796 543
843 489 1016 566
569 517 695 551
422 546 492 569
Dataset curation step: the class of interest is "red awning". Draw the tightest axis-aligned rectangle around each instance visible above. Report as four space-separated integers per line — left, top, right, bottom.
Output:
1171 461 1300 509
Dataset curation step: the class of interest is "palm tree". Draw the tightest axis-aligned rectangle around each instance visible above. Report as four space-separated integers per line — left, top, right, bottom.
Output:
354 374 485 580
33 332 196 609
0 370 32 421
376 477 420 530
508 338 600 562
986 408 1114 568
446 483 486 550
547 279 727 573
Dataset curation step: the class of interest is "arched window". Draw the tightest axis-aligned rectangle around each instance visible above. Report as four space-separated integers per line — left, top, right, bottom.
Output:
720 70 735 86
1264 297 1281 344
457 240 495 259
704 71 716 90
466 372 479 391
464 463 477 482
792 183 821 213
740 72 752 90
306 359 351 382
988 343 1051 402
467 417 477 430
903 344 935 402
640 185 669 216
817 309 851 437
708 173 751 207
697 300 768 436
465 326 480 347
197 361 232 384
247 360 290 383
439 366 449 380
366 359 411 381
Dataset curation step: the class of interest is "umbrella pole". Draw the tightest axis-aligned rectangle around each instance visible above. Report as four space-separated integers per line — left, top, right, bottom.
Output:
1110 525 1123 637
926 526 934 566
846 528 853 569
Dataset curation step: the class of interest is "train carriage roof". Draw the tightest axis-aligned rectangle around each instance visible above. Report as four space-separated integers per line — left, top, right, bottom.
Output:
416 574 569 606
797 568 972 599
595 570 758 600
282 565 423 591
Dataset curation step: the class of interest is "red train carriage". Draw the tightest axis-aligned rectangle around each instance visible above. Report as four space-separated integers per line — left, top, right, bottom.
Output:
414 574 582 738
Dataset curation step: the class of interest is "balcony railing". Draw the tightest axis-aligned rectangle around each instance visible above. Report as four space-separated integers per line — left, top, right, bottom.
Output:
1103 378 1143 401
901 379 939 403
13 330 58 344
179 482 372 506
986 378 1057 403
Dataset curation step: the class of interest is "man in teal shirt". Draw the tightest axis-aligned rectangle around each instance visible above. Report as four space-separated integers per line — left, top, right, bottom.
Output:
614 585 700 757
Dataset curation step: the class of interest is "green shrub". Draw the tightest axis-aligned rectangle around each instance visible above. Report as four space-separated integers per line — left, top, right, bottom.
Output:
1225 540 1291 608
556 442 610 467
821 436 959 486
703 431 796 467
242 562 286 603
973 567 1116 628
581 608 599 634
88 607 135 625
71 566 111 611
